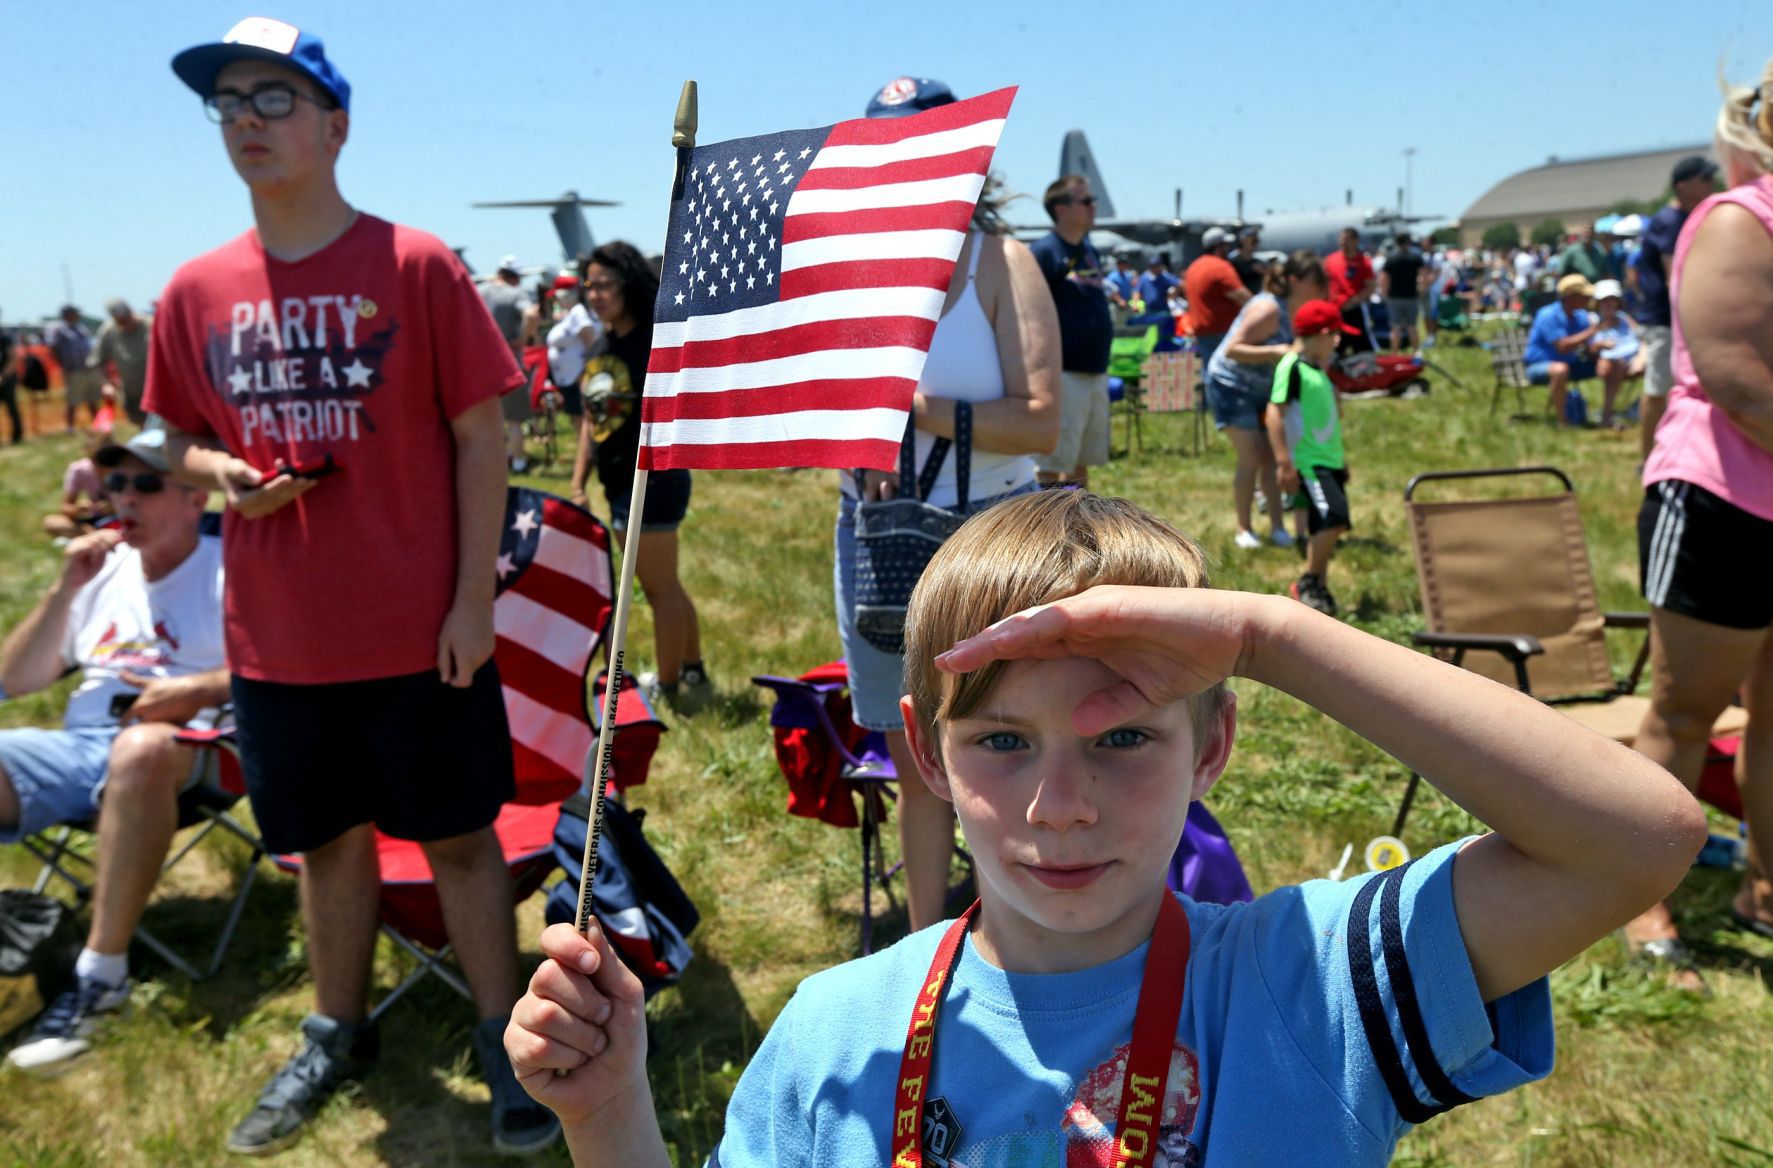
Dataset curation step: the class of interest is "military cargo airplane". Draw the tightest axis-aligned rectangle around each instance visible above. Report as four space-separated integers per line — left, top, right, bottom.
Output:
1038 131 1437 262
470 190 620 267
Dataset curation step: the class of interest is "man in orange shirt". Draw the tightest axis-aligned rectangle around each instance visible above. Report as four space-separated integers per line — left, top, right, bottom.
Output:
1323 227 1378 350
1182 227 1251 368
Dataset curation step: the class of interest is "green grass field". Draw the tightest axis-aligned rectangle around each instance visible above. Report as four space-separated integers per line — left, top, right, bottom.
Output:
3 332 1772 1167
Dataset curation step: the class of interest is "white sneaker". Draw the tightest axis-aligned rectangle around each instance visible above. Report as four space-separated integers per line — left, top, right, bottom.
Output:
1270 528 1294 548
6 975 130 1073
1233 529 1262 550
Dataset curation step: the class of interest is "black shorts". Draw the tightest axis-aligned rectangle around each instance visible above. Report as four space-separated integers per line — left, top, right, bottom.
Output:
1301 465 1352 535
230 663 516 854
607 467 693 533
1639 480 1773 630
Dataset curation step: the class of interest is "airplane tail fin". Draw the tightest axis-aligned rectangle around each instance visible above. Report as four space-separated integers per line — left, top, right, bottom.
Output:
1059 130 1116 219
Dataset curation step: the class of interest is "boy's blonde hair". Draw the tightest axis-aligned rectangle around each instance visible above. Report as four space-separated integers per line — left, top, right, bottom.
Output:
903 490 1225 761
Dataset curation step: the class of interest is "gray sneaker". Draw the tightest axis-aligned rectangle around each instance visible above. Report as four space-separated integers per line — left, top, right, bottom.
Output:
6 975 130 1074
1289 573 1340 616
472 1015 561 1155
226 1014 378 1156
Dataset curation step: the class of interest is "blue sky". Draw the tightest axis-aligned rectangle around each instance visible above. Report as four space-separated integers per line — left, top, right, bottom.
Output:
4 0 1766 323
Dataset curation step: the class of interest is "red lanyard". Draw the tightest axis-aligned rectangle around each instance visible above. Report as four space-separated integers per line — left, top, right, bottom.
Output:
891 894 1191 1167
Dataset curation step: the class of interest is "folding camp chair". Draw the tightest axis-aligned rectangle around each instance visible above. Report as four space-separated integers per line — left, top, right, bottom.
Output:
21 726 266 981
754 665 901 954
1391 466 1748 837
1487 329 1534 417
1108 322 1161 457
265 487 641 1020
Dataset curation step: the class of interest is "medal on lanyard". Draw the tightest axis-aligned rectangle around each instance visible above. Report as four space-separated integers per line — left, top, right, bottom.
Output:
891 894 1191 1168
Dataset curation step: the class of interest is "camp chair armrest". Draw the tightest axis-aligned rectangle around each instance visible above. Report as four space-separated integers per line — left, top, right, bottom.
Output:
1412 630 1546 662
1602 611 1650 630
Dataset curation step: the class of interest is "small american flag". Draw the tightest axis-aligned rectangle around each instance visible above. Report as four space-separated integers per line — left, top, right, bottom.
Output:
494 486 614 800
640 86 1016 472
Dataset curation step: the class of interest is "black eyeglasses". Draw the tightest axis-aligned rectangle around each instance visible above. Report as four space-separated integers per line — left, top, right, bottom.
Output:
1061 196 1098 208
103 471 166 495
204 83 334 125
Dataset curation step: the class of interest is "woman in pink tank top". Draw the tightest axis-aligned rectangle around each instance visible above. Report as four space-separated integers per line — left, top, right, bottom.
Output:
1625 61 1773 986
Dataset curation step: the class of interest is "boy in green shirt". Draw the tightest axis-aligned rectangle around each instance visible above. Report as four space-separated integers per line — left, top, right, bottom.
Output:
1267 299 1357 615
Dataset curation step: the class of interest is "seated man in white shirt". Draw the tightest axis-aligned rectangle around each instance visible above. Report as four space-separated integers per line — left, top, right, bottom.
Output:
0 427 228 1072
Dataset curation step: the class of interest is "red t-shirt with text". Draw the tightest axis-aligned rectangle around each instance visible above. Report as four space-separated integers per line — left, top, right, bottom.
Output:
1324 250 1374 308
142 215 522 683
1183 255 1245 336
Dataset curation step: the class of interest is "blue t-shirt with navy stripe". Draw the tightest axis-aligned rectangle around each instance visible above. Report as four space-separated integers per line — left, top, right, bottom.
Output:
710 839 1552 1167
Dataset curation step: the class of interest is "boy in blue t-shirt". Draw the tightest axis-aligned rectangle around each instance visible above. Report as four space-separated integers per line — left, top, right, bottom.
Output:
506 491 1705 1168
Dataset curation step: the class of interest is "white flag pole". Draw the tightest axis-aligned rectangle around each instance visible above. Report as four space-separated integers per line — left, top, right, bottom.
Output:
573 79 698 935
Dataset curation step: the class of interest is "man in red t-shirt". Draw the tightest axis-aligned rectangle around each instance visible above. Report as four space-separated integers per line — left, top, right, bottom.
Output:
1323 227 1378 349
142 19 557 1156
1182 227 1252 369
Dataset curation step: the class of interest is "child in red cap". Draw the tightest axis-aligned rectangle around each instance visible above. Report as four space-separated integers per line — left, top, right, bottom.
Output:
1266 299 1358 614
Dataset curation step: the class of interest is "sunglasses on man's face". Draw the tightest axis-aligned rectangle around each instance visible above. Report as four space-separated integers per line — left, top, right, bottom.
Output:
103 471 166 495
1063 196 1098 207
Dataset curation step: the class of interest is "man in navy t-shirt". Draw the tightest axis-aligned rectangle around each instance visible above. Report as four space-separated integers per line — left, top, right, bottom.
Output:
1029 174 1113 488
1635 154 1719 456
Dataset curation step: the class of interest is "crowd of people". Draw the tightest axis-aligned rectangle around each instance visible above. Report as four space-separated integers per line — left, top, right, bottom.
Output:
1 18 1769 1166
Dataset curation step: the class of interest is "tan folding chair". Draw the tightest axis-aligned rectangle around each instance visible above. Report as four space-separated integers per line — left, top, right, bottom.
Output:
1487 329 1533 417
1392 465 1746 835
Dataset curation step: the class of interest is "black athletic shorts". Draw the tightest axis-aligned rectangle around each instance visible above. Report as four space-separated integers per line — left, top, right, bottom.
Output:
1639 479 1773 630
230 662 516 854
1302 465 1352 535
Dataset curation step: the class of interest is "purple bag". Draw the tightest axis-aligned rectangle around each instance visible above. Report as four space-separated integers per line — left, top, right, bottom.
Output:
1167 802 1254 905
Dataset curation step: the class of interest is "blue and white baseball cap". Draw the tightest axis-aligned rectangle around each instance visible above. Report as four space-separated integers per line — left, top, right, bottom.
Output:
864 76 956 119
172 17 352 112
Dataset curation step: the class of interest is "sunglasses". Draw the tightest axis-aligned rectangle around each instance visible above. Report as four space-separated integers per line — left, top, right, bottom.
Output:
103 471 166 495
1061 196 1098 207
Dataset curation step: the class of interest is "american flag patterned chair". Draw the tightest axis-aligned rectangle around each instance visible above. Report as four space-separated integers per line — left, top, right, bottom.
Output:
263 487 650 1020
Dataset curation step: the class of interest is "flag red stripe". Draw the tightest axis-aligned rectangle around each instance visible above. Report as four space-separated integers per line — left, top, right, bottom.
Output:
780 257 957 300
508 562 611 637
494 635 591 719
540 497 610 550
795 146 998 192
781 202 979 245
510 740 583 798
820 87 1016 147
640 377 915 423
642 435 901 472
648 316 936 374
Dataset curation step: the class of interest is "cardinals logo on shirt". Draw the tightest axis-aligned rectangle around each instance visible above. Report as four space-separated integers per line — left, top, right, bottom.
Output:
92 617 180 670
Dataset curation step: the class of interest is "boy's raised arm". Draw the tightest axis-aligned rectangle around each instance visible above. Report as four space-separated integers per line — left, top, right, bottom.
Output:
938 587 1708 1002
506 923 671 1168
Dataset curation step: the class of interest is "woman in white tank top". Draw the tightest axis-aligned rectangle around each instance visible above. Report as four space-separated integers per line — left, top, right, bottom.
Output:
835 170 1062 934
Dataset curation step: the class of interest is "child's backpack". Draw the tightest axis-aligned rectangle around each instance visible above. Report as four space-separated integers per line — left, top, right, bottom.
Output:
1563 388 1589 427
544 790 699 999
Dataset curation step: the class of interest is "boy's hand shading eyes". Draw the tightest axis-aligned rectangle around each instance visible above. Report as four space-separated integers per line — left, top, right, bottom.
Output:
935 585 1252 736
